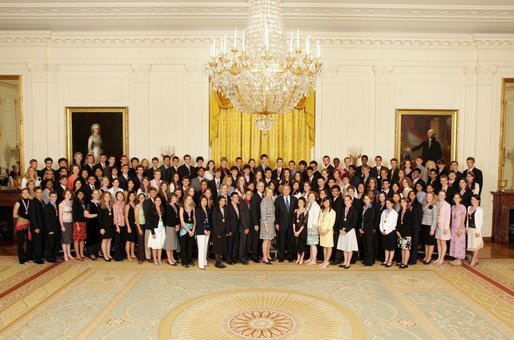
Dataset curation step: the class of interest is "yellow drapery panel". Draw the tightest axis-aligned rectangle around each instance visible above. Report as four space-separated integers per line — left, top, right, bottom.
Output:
209 89 315 167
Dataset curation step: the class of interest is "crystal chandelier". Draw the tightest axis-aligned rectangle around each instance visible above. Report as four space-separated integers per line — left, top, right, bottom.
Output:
207 0 322 131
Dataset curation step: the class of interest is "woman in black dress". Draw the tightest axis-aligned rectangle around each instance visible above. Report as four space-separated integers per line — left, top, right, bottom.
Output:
124 191 137 261
98 191 114 261
212 196 229 269
84 189 101 260
396 198 413 269
293 197 308 265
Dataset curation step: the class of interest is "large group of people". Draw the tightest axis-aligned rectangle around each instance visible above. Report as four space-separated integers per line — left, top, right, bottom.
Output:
12 147 485 270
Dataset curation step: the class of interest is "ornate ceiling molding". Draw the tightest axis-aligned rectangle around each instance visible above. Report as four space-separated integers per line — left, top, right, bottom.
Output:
0 34 513 48
0 2 513 22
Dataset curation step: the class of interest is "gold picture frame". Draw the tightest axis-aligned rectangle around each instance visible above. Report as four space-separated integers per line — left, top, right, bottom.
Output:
66 107 128 163
395 109 458 162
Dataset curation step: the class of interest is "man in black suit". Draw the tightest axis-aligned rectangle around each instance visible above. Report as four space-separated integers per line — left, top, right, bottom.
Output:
132 165 145 192
147 157 160 181
411 168 426 189
427 169 442 194
348 165 361 188
309 161 322 183
83 175 97 201
255 154 270 176
93 153 108 175
406 128 442 164
43 191 59 262
128 157 139 179
272 157 285 182
388 158 400 183
464 157 483 196
242 164 255 184
55 176 68 205
159 155 173 184
118 164 130 190
330 185 344 265
209 169 223 198
178 154 197 180
249 181 265 262
239 189 253 265
84 154 96 176
29 187 45 264
38 157 58 178
356 155 369 178
274 185 297 262
370 155 388 181
226 193 241 264
322 155 334 177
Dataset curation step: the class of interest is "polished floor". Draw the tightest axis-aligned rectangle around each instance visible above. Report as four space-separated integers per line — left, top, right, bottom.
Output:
0 243 513 339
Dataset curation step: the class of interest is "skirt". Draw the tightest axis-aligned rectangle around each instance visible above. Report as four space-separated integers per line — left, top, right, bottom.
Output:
73 222 87 241
126 225 138 243
397 236 412 250
467 228 484 251
295 230 307 253
382 231 397 251
101 225 114 240
61 222 73 244
212 235 227 254
148 225 166 249
260 222 276 240
164 226 179 251
435 225 451 241
320 229 334 248
421 224 436 246
450 227 466 259
337 229 358 252
306 227 319 246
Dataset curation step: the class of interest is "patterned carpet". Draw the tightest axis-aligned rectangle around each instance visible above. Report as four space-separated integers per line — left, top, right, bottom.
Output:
0 257 513 339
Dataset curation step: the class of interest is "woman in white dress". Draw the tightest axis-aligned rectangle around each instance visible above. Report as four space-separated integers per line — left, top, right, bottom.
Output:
304 192 321 265
147 196 166 265
337 195 359 269
88 123 103 163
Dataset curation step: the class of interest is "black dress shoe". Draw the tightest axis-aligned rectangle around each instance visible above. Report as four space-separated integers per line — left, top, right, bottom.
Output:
251 258 260 263
34 260 44 264
423 260 431 265
263 261 273 265
399 264 409 269
215 264 224 269
338 264 345 268
240 261 249 265
362 263 372 267
288 259 294 263
385 263 392 268
278 259 284 263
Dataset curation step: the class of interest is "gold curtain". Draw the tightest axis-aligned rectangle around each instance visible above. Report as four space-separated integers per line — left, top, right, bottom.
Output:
209 89 315 167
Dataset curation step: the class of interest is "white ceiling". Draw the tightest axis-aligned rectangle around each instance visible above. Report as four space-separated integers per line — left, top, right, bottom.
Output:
0 1 513 34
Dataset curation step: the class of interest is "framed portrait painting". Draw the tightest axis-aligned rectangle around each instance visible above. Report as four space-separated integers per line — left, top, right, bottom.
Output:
395 109 457 163
66 107 128 163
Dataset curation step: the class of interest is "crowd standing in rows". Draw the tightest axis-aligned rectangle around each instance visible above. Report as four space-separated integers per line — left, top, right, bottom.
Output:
12 149 485 269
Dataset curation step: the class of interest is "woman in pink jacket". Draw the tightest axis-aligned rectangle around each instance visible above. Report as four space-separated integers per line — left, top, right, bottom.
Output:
435 190 451 265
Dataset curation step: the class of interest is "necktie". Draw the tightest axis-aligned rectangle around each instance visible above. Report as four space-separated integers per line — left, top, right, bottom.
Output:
285 196 290 212
428 139 432 148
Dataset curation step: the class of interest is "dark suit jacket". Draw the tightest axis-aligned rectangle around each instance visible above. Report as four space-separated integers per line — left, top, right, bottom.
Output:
239 200 252 232
97 206 114 230
118 175 130 191
212 206 229 237
84 163 96 176
255 165 269 176
146 167 159 181
389 168 400 183
370 166 388 180
159 165 173 184
341 205 358 232
250 192 263 228
164 203 180 227
464 167 483 195
93 163 108 176
360 205 377 232
147 208 166 234
411 138 442 163
43 202 59 233
396 209 413 237
227 203 240 234
332 195 344 231
178 164 196 180
274 195 297 233
272 168 284 182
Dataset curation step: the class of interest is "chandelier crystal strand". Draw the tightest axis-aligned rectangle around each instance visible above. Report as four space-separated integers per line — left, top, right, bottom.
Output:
207 0 322 131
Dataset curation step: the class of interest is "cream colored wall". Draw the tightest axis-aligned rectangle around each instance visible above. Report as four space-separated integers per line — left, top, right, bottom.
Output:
1 32 514 236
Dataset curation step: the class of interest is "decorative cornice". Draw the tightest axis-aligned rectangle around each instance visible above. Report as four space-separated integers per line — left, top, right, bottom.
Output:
0 34 513 48
0 3 513 22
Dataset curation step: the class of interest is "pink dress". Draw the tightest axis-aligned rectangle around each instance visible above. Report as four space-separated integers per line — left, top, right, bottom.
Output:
436 201 451 240
450 204 466 259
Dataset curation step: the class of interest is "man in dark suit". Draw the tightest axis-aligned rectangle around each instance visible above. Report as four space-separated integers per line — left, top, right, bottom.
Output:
411 168 426 189
43 191 59 262
209 169 223 198
250 181 265 262
83 175 97 201
309 161 322 183
242 164 255 184
29 187 45 264
427 169 442 194
159 155 173 184
132 165 145 192
38 157 58 178
322 155 334 177
255 154 270 176
274 185 297 262
84 154 96 176
356 155 369 178
55 176 68 205
128 157 139 179
118 164 130 190
370 155 388 181
147 157 160 181
272 157 285 182
388 158 400 183
226 193 241 264
348 165 361 188
239 189 253 265
449 161 463 182
407 128 442 164
178 154 197 180
330 185 344 265
464 157 483 196
93 153 108 175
